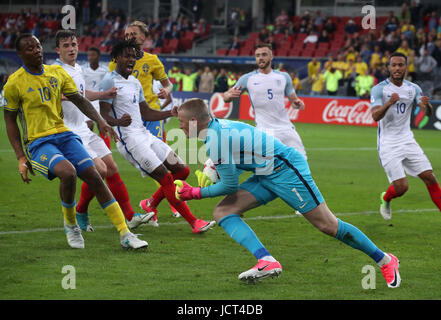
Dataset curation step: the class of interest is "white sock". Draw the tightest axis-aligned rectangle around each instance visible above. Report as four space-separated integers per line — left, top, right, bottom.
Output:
261 255 277 262
377 253 391 268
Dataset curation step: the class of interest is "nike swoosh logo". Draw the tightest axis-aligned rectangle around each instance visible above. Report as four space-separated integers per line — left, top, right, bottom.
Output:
299 203 307 209
258 264 270 271
389 268 398 287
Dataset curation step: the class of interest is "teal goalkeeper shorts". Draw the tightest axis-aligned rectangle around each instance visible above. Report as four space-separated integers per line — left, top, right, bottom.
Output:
239 152 325 214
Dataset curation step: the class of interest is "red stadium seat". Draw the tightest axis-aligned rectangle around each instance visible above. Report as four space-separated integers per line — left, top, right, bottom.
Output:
228 49 239 56
217 48 228 56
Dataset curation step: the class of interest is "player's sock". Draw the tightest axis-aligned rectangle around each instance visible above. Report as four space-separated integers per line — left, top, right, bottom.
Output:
218 214 271 260
76 182 95 213
105 172 135 221
62 200 77 226
383 184 399 202
335 218 387 265
100 132 111 149
427 182 441 211
101 199 129 236
150 166 191 208
159 172 197 226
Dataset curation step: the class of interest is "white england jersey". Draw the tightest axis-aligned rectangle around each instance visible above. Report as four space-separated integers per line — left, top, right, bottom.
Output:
152 79 174 111
100 70 146 138
82 64 108 111
370 79 423 147
234 69 296 131
53 59 89 135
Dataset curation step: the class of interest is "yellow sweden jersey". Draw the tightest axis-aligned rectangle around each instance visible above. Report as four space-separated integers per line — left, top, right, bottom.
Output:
3 65 78 144
109 51 168 110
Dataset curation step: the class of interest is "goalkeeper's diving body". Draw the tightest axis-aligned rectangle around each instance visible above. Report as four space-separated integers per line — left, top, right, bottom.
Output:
174 98 402 288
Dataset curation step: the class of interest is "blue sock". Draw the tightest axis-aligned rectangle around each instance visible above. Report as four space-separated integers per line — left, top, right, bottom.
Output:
218 214 270 260
335 218 385 263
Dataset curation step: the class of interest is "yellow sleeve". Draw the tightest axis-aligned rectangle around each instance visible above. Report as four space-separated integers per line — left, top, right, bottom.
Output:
108 60 116 72
152 55 168 81
59 67 79 96
2 77 20 112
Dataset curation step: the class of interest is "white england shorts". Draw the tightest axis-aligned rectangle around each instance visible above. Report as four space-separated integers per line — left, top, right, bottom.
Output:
379 140 433 183
116 128 174 177
259 126 307 159
77 128 111 159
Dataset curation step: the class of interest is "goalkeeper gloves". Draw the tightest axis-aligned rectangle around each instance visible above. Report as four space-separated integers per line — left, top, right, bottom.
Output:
195 170 214 187
174 180 202 201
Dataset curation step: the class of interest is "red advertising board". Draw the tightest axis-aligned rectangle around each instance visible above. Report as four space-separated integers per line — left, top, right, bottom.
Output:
238 95 377 127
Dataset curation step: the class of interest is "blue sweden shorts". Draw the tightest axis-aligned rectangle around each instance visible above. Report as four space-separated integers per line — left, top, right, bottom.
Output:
26 131 95 180
239 152 325 214
144 120 164 140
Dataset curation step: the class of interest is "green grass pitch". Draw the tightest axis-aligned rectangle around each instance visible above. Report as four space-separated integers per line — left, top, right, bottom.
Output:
0 114 440 300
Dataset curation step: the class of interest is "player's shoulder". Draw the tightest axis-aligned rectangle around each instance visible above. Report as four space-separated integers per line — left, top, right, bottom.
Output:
372 79 390 91
403 79 421 91
5 67 26 84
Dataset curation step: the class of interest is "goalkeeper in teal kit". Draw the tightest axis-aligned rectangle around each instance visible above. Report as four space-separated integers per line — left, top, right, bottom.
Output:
174 98 401 288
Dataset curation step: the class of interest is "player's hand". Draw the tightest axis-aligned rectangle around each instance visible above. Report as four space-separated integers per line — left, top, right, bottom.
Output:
389 93 400 105
195 170 214 187
419 96 433 117
118 113 132 127
157 88 169 99
174 180 202 201
170 106 178 117
102 87 118 99
293 98 305 110
97 119 119 142
224 86 242 101
18 156 35 184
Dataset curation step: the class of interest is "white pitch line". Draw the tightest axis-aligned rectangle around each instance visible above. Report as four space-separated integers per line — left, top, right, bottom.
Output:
0 208 437 236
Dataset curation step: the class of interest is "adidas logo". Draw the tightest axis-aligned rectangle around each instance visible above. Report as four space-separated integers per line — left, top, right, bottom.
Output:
27 87 34 93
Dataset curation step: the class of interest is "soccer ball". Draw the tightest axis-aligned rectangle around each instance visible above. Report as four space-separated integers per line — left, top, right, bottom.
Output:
202 158 220 184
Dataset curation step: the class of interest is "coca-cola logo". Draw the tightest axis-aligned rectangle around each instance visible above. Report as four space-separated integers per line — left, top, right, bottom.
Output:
209 93 232 118
322 100 374 125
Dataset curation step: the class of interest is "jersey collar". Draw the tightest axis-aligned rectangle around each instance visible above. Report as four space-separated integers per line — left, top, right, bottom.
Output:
23 64 44 75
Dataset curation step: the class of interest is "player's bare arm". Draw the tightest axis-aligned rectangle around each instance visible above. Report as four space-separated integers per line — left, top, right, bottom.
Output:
85 87 117 101
223 86 242 102
4 109 35 183
288 93 305 110
371 93 400 121
139 100 175 121
419 96 433 117
99 101 132 127
67 92 119 141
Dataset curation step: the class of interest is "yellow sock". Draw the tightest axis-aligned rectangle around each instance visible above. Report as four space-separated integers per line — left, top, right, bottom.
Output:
62 201 77 226
102 199 129 236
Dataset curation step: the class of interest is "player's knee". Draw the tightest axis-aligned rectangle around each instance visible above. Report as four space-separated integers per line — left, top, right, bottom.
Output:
316 222 337 236
105 161 118 177
59 167 77 185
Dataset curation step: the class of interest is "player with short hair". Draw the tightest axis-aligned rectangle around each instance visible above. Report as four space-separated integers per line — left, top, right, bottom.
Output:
109 20 175 226
82 46 109 143
173 98 401 288
370 51 441 219
3 34 148 249
53 30 153 232
100 39 215 234
223 43 307 159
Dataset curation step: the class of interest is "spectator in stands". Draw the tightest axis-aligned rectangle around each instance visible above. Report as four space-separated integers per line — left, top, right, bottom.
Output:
303 30 318 45
181 67 198 92
407 49 417 81
258 28 269 42
323 17 336 34
384 16 399 33
374 64 389 83
370 45 383 69
229 35 241 50
275 9 289 33
431 38 441 71
290 71 302 91
345 46 357 63
215 67 229 92
165 16 174 33
318 29 330 43
313 10 325 29
198 66 215 93
345 64 357 96
307 57 321 78
424 11 438 33
194 18 208 38
359 43 372 64
309 67 325 95
181 18 193 32
399 3 411 22
396 39 411 57
323 67 342 96
152 32 164 48
415 47 437 81
355 68 374 98
410 1 423 28
267 33 277 50
333 53 348 75
168 64 183 91
169 24 181 39
238 9 250 35
345 19 358 35
401 18 416 40
298 19 308 34
354 55 368 75
282 28 293 43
